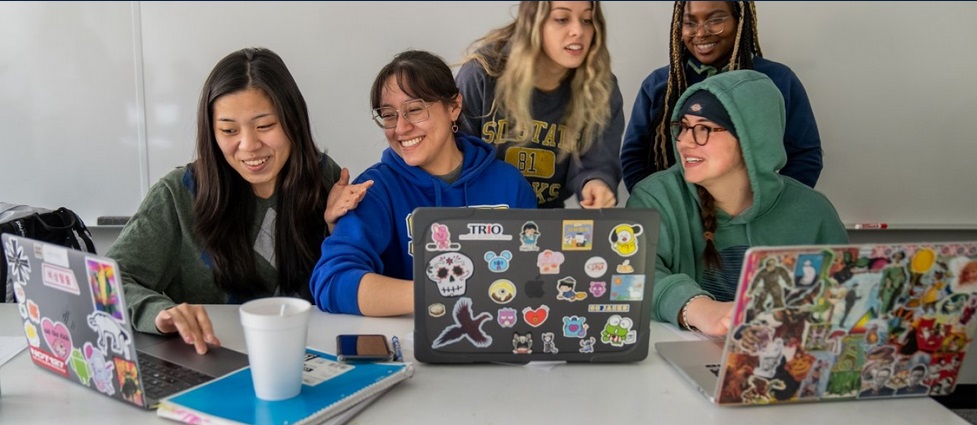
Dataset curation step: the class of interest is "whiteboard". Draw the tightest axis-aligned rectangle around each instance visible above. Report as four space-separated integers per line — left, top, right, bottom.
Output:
1 2 974 229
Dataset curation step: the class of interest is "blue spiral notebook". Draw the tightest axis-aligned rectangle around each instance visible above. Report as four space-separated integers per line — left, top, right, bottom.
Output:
157 348 413 425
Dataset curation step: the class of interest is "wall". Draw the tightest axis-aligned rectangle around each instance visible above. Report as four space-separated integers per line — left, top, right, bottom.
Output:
2 2 975 231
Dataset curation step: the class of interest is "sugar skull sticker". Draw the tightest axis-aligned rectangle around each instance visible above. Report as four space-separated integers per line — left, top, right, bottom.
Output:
426 252 474 297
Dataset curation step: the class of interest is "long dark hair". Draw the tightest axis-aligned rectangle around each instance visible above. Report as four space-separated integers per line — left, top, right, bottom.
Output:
652 1 761 171
193 47 326 300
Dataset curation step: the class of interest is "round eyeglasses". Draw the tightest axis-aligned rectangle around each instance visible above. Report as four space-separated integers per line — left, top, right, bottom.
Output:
670 121 728 146
372 99 431 129
681 15 730 37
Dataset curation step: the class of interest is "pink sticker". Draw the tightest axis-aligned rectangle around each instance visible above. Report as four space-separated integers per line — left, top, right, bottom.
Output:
537 250 565 275
41 317 73 360
42 263 80 295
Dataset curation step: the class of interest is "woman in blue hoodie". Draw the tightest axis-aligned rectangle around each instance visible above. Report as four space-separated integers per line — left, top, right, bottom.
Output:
310 50 537 316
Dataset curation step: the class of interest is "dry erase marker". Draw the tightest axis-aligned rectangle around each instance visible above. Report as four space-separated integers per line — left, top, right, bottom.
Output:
854 223 888 230
391 336 403 362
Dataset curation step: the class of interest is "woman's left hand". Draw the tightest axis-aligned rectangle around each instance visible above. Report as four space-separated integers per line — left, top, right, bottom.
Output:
325 168 373 232
579 179 617 208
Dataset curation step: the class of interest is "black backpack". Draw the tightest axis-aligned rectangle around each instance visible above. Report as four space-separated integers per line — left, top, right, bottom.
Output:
1 203 96 302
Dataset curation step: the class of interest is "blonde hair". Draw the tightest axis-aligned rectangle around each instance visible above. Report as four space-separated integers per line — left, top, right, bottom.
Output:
465 1 613 155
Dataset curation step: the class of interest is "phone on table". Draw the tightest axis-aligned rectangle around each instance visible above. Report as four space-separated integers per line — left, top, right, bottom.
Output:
336 334 393 362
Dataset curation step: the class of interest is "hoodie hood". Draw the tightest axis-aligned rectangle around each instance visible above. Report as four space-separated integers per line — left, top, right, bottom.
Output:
379 132 497 206
670 70 787 222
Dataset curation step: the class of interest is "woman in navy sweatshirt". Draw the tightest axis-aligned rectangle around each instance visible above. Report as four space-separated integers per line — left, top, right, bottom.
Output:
310 50 536 316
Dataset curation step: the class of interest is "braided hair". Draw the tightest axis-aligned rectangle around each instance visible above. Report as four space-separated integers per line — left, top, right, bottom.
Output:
652 1 761 171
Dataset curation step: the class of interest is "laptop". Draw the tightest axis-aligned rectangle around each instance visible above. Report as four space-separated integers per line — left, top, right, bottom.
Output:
410 207 660 363
2 233 249 409
657 242 977 405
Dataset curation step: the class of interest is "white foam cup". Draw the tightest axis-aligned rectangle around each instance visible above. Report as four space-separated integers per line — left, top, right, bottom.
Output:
239 297 311 400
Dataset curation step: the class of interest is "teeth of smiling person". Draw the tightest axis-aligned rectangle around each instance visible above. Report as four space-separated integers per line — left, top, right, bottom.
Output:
566 44 583 51
686 157 703 163
243 157 268 166
401 137 422 147
696 42 716 50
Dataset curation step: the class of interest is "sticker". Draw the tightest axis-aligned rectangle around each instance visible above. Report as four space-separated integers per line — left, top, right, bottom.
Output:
302 351 353 386
484 250 512 273
488 279 517 304
41 317 73 360
13 282 26 303
616 260 634 274
87 257 125 322
27 300 40 323
519 221 541 252
610 275 645 301
599 315 637 347
537 250 565 275
588 304 630 313
24 321 40 347
18 302 28 320
69 347 93 385
459 222 512 241
584 256 608 278
425 223 461 251
42 263 80 295
29 346 69 377
579 337 596 353
431 297 493 349
589 281 607 298
556 277 587 302
84 342 116 396
114 358 143 406
497 308 517 328
425 252 474 297
41 243 70 268
4 237 31 283
428 303 446 317
512 332 533 354
562 220 594 251
562 315 589 338
87 311 132 360
609 224 643 257
542 332 558 354
524 276 545 298
522 305 550 327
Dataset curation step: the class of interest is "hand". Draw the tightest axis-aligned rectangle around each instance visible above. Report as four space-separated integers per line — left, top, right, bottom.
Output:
155 303 220 355
325 168 373 232
578 179 617 209
686 298 734 336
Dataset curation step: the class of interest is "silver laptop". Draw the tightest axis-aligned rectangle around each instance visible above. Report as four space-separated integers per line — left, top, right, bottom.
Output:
2 234 248 409
658 242 977 405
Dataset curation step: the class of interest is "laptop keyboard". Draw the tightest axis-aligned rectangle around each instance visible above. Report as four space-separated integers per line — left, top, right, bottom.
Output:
137 352 213 401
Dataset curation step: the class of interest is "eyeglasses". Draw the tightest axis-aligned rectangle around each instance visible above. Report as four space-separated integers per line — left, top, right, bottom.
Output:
681 15 730 37
372 99 431 129
670 121 728 146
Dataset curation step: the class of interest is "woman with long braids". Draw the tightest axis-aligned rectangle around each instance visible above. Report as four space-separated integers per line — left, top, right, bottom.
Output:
626 70 846 336
621 1 823 192
110 48 370 354
457 1 624 209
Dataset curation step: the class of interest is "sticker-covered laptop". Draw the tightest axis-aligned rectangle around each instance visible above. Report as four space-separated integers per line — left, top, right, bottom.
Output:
411 207 660 363
657 242 977 405
2 234 248 409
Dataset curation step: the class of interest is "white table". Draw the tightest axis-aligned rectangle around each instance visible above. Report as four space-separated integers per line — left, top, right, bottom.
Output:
0 304 968 424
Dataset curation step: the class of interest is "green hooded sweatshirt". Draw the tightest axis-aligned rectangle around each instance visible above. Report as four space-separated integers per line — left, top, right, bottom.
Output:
626 70 848 325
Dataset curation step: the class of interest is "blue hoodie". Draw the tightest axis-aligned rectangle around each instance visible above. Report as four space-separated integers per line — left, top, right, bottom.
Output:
310 133 537 314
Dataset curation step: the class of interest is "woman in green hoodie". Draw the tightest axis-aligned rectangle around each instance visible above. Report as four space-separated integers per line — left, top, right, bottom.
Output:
626 70 847 336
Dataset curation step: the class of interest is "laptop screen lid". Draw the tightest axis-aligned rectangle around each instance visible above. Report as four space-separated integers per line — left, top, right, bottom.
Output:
3 234 248 409
709 242 977 405
411 207 660 364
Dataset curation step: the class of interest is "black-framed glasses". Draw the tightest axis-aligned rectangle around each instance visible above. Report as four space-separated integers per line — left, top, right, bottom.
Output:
681 15 730 37
372 99 431 129
670 121 728 146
